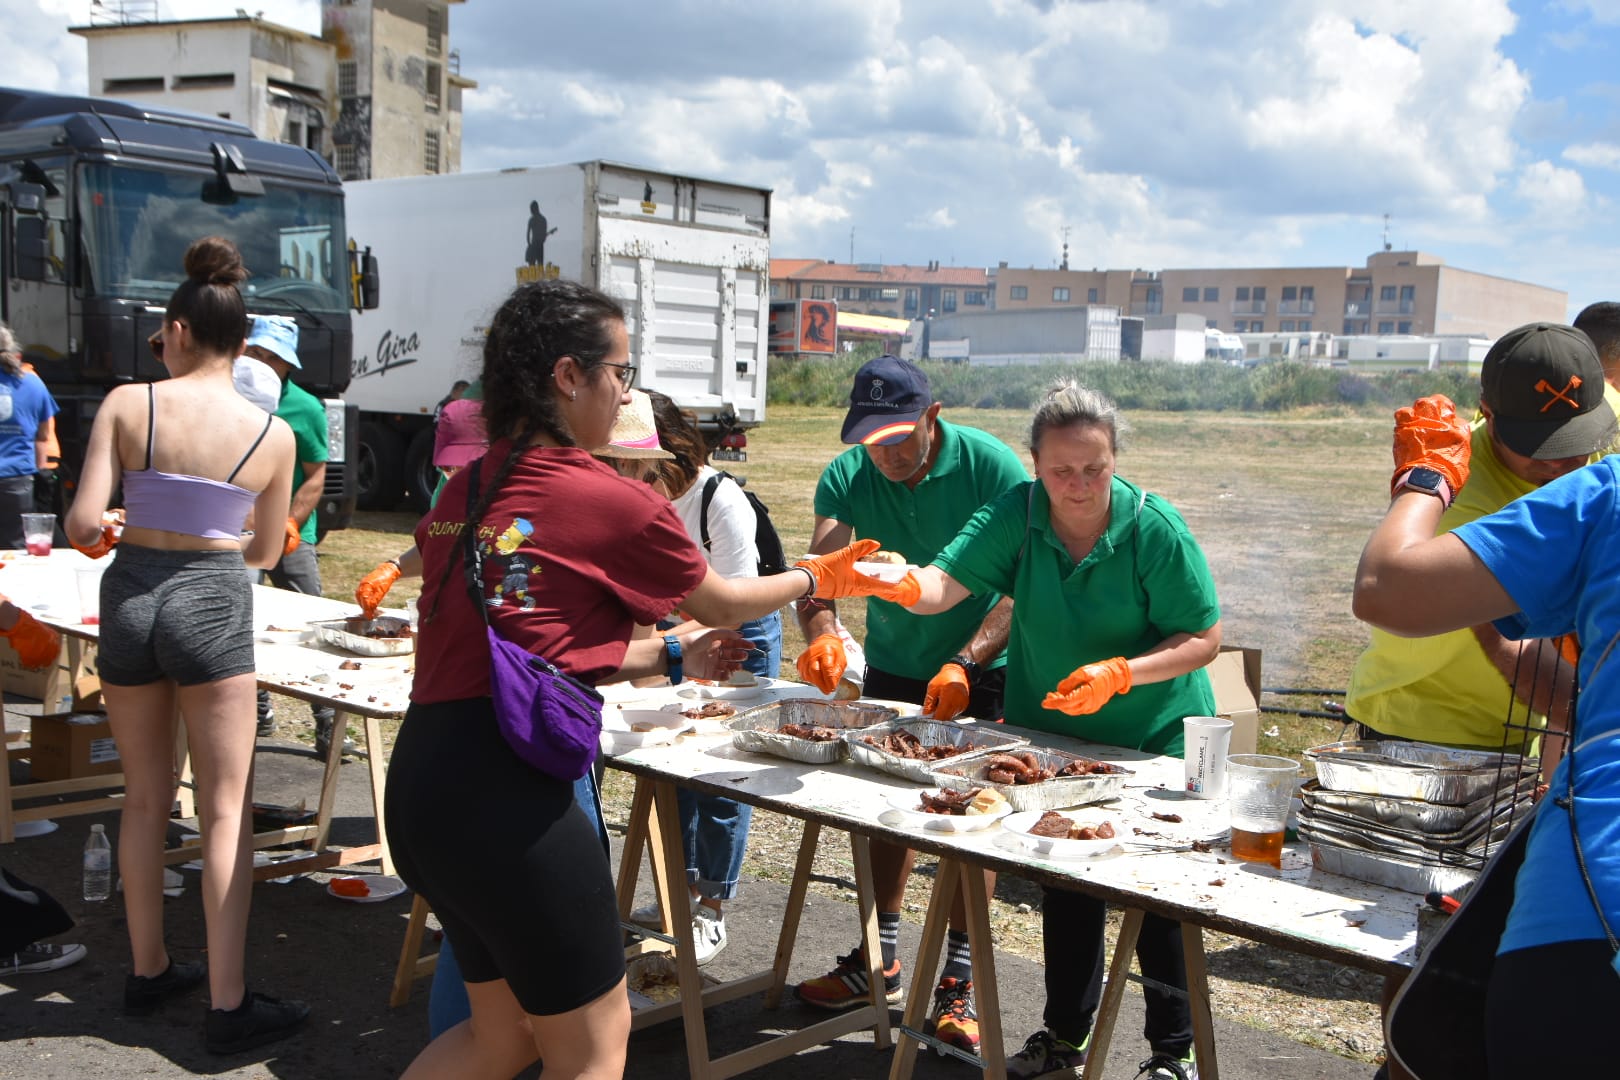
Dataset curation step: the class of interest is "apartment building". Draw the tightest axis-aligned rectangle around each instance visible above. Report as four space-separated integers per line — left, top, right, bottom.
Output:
770 260 991 321
69 0 476 181
994 251 1565 341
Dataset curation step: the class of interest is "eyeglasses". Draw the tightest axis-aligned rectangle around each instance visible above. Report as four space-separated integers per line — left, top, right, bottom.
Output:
599 361 638 387
147 331 164 361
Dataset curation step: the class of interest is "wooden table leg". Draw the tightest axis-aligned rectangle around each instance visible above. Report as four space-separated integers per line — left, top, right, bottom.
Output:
652 778 712 1075
1181 922 1219 1080
617 778 655 922
361 713 392 875
390 893 435 1008
764 820 820 1008
1084 906 1145 1080
850 832 892 1051
960 859 1006 1080
172 701 195 820
311 709 345 852
888 856 959 1080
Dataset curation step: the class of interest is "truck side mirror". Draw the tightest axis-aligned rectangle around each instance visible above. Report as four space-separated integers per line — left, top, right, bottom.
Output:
13 217 48 282
353 248 379 311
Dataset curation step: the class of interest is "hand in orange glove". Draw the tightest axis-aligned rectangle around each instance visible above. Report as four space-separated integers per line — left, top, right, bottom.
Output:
1392 394 1470 498
355 560 403 620
795 633 847 694
923 661 972 721
1 610 61 670
1042 656 1132 716
71 511 123 560
283 518 302 558
796 540 922 606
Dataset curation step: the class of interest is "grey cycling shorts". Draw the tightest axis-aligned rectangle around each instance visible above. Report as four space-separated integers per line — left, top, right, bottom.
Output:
97 544 256 688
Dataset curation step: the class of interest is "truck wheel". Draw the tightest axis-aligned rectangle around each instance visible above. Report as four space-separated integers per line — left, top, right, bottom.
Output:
404 427 439 513
357 421 406 511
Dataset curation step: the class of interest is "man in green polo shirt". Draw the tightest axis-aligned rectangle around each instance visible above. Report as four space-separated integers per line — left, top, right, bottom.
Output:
792 355 1027 1055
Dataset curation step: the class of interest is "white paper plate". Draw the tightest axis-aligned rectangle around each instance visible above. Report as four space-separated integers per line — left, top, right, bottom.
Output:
1001 810 1121 859
255 628 312 645
12 818 58 838
878 789 1014 833
600 726 680 756
327 875 407 903
677 678 773 702
854 561 919 583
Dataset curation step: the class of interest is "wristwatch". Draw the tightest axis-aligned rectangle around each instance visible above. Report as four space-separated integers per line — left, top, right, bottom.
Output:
948 654 982 687
1392 467 1453 508
662 634 684 685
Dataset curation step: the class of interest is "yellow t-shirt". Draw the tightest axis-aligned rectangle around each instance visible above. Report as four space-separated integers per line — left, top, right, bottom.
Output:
1346 421 1546 748
1603 381 1620 456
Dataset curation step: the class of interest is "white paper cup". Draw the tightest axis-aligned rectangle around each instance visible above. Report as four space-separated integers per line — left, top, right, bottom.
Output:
76 568 104 625
1182 715 1234 798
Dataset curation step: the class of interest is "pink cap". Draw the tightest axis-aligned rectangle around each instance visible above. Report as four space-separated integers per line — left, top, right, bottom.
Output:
434 398 488 468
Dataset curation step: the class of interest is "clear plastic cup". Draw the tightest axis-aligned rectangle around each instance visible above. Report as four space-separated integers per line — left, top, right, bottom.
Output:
76 568 103 626
20 512 55 556
1182 715 1233 798
1226 754 1300 867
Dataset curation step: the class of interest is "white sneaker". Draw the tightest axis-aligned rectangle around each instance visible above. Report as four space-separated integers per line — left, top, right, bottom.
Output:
691 906 727 967
628 902 664 929
0 942 86 975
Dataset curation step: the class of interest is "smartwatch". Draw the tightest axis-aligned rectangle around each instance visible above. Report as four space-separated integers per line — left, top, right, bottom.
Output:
662 634 684 685
948 654 982 687
1392 467 1453 508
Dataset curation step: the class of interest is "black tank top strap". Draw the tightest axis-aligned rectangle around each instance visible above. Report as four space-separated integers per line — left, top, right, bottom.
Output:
144 384 157 471
226 413 276 484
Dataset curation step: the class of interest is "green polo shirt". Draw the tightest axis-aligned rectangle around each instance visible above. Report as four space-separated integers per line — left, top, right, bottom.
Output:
814 420 1028 680
934 476 1219 754
275 379 329 545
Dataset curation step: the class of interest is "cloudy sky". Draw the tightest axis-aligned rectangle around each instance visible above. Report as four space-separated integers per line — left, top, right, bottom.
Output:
10 1 1620 313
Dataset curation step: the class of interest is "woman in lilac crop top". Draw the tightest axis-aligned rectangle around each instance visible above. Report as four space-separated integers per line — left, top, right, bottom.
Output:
63 237 311 1051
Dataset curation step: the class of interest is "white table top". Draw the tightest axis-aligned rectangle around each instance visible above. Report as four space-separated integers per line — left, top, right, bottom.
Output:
604 681 1421 976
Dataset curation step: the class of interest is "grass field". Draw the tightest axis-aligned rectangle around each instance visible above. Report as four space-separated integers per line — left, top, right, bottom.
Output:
310 403 1400 1062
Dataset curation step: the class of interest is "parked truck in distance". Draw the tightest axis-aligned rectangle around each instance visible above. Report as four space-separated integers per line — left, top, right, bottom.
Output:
344 161 771 510
0 87 376 531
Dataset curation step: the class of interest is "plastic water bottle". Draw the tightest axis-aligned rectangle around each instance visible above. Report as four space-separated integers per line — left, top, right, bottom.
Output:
83 824 112 901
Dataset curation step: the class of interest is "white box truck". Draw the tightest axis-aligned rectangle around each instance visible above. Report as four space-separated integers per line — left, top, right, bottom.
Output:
344 161 771 509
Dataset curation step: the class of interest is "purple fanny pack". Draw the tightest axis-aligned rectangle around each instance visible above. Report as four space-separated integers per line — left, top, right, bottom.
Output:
459 456 603 782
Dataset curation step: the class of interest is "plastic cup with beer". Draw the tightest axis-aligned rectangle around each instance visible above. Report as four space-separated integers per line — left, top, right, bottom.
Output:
1182 715 1233 798
76 568 104 625
1226 754 1300 868
20 513 55 556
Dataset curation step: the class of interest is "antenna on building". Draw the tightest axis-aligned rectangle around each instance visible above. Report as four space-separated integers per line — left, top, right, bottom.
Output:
1382 212 1392 252
1060 225 1071 271
849 227 855 265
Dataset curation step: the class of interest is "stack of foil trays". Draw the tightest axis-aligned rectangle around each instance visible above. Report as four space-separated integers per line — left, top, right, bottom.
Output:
1299 740 1538 895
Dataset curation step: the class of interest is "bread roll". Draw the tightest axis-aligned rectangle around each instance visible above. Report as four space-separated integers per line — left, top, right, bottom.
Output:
834 678 863 700
866 550 906 565
965 788 1009 816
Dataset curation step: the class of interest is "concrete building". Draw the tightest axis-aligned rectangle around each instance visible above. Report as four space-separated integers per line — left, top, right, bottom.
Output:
922 305 1122 365
68 0 476 181
992 251 1565 342
770 260 991 322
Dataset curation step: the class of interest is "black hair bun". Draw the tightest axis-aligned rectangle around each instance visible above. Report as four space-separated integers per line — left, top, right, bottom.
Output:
183 236 248 288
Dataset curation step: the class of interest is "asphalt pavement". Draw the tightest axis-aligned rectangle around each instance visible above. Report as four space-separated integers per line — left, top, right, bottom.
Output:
2 732 1375 1079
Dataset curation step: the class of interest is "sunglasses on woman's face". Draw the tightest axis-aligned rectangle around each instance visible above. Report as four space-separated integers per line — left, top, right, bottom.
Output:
148 331 164 361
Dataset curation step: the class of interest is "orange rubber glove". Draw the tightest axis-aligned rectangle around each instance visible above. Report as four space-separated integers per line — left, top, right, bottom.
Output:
1042 656 1133 716
796 539 922 605
71 510 122 560
923 662 972 721
355 560 403 620
283 518 302 558
1391 394 1470 498
795 633 847 694
1 610 61 670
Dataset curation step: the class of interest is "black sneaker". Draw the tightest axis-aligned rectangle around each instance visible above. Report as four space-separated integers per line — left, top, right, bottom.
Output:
204 990 310 1054
256 708 275 738
124 959 207 1015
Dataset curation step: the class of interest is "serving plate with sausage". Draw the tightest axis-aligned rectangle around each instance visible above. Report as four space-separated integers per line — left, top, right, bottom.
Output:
932 746 1133 812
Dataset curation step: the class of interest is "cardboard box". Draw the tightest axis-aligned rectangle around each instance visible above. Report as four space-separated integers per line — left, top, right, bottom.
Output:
1206 646 1262 756
0 635 70 714
28 712 121 781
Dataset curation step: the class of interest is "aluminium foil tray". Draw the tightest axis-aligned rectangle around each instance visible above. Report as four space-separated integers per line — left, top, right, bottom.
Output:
727 699 898 764
932 746 1133 812
846 719 1028 784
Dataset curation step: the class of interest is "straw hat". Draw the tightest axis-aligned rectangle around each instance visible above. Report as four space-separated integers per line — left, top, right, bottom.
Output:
594 389 675 460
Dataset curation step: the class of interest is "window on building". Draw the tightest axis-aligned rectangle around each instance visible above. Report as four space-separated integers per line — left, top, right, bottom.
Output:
1235 286 1250 301
1280 321 1295 332
1301 286 1314 301
1053 287 1071 302
1087 287 1099 303
424 130 441 173
425 63 442 112
965 290 986 306
1252 286 1266 301
1299 321 1311 333
1206 319 1218 329
335 143 358 178
338 61 358 98
1234 321 1247 332
1380 285 1397 301
1281 286 1297 301
1249 321 1264 332
426 5 445 57
172 73 236 90
1009 285 1028 301
769 283 780 298
1182 286 1200 302
905 288 918 311
836 287 854 301
104 77 165 94
1398 321 1412 334
1344 320 1357 335
810 285 825 300
942 290 958 312
1400 285 1415 302
1203 287 1218 302
1378 321 1395 334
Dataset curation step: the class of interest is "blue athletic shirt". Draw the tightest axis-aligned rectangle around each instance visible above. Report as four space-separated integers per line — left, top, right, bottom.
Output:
1451 456 1620 955
0 370 58 479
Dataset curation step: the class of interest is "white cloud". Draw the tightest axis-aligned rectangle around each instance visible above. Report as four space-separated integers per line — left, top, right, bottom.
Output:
1516 160 1588 218
910 207 957 230
1564 142 1620 170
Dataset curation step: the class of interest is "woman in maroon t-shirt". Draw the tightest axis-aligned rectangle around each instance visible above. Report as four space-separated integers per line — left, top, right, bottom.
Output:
385 279 911 1079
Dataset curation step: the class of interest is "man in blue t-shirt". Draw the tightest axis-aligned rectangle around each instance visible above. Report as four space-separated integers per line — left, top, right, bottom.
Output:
0 323 59 550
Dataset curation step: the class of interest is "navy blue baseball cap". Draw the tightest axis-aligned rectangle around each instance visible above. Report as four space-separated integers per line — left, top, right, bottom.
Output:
840 355 932 445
